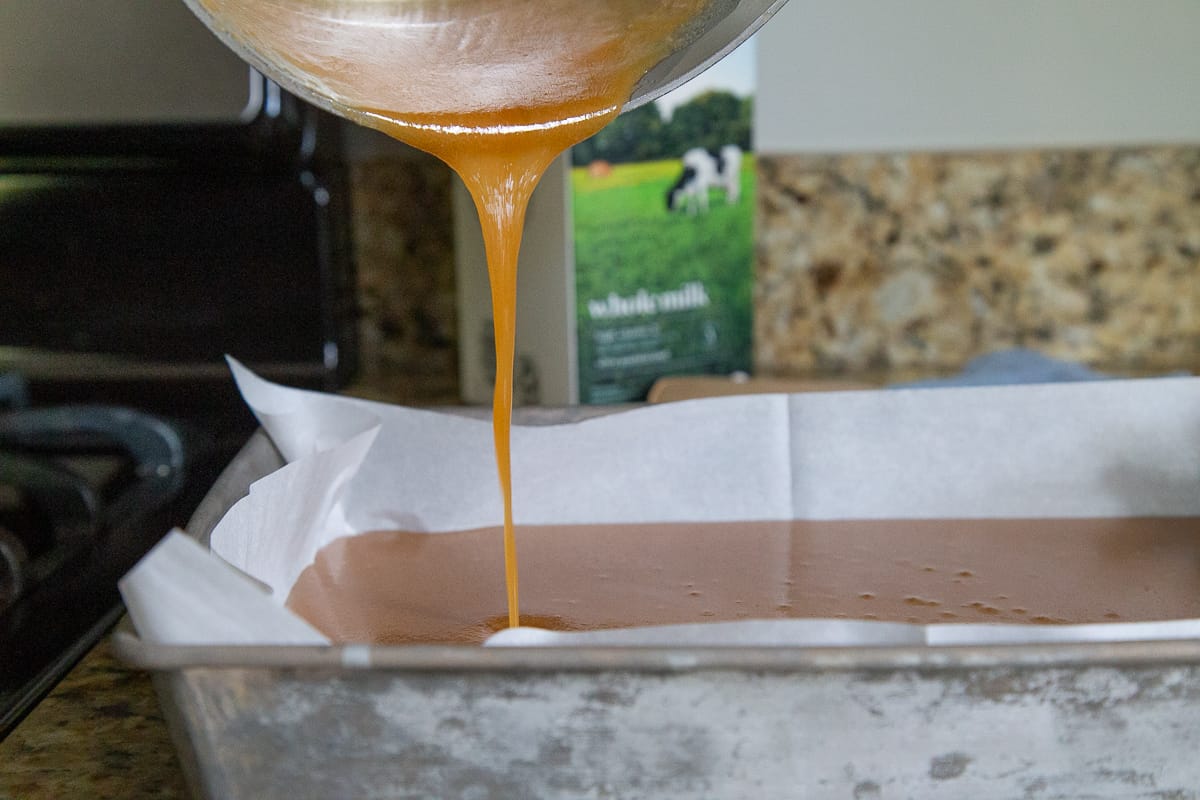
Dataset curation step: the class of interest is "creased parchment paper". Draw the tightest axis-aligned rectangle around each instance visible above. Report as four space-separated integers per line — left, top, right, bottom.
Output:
119 359 1200 648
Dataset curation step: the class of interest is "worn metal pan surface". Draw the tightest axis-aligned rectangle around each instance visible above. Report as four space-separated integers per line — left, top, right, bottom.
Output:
115 429 1200 799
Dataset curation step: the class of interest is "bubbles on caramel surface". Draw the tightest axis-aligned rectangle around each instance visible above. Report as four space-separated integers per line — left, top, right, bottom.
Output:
285 517 1200 644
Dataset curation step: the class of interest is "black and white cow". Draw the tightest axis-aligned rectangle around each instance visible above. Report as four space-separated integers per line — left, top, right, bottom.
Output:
665 144 742 214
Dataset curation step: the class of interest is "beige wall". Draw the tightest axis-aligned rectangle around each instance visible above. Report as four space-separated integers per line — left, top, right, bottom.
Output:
0 0 254 125
756 0 1200 153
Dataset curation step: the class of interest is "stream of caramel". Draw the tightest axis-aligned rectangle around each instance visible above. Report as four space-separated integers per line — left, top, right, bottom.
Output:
352 103 620 626
330 6 711 628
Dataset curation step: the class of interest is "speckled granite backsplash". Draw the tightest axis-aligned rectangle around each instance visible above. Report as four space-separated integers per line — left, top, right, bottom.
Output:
348 153 460 404
755 146 1200 377
347 145 1200 403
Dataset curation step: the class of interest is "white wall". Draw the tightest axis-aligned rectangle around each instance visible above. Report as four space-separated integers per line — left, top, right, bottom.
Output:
755 0 1200 153
0 0 254 125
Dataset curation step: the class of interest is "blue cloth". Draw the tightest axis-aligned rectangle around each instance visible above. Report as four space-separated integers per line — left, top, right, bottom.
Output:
0 372 29 410
891 348 1185 389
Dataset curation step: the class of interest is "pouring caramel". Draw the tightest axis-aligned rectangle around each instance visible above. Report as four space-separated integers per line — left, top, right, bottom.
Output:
325 2 714 628
335 5 712 627
347 101 620 627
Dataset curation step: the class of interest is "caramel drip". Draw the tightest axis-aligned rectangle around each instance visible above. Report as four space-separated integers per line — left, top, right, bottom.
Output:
334 3 705 628
351 103 622 627
343 101 628 623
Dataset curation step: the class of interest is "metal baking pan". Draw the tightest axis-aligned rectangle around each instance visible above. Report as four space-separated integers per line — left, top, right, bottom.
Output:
114 429 1200 798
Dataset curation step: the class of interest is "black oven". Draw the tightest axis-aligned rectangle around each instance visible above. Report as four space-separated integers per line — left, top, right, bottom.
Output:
0 74 357 736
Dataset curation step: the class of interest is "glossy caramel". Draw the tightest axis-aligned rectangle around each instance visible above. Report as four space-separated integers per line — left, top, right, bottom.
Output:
286 517 1200 644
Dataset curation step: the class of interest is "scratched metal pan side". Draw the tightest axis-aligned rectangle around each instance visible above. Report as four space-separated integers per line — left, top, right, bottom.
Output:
134 652 1200 799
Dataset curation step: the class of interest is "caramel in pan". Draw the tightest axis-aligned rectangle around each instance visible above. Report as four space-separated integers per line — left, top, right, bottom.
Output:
286 517 1200 644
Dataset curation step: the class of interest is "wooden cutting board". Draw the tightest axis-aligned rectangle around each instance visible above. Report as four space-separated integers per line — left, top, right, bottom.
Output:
647 374 877 403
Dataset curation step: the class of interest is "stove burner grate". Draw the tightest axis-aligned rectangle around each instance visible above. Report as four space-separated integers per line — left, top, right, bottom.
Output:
0 405 187 738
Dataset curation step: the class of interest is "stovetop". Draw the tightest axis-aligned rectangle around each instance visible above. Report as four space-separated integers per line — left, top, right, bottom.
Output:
0 379 251 738
0 72 356 738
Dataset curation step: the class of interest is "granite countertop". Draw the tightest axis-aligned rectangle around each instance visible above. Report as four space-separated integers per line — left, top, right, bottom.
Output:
347 146 1199 409
0 637 188 800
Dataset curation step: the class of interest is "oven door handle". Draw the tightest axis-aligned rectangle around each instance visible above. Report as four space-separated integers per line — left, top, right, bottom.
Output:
0 406 185 526
0 450 98 590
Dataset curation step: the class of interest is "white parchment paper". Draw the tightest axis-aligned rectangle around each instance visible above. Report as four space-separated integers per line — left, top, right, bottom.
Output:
118 359 1200 647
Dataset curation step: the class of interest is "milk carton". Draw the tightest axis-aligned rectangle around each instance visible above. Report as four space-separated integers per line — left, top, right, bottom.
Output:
455 41 756 405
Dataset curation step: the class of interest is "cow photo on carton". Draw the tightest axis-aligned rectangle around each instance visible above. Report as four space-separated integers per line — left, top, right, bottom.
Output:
666 144 742 214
